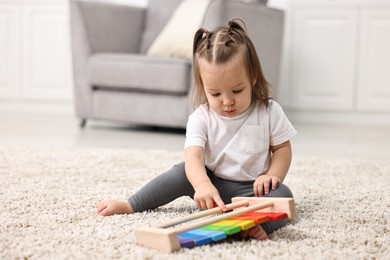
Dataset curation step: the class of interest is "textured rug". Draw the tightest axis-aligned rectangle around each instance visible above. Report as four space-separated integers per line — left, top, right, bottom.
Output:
1 145 389 259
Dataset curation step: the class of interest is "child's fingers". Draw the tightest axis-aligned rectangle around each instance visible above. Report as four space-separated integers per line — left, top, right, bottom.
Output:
98 208 110 216
195 199 202 209
196 198 209 209
271 177 279 190
248 226 260 237
214 196 227 211
96 201 107 213
253 182 263 197
263 180 270 195
206 198 215 209
249 226 268 240
254 176 281 197
97 205 111 216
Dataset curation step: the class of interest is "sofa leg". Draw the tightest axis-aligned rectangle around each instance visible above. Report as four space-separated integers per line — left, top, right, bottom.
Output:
80 118 87 128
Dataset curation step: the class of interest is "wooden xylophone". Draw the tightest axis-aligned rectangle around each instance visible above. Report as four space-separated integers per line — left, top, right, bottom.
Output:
135 197 296 252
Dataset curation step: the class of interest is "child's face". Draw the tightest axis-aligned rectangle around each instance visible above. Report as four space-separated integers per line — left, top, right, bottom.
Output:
199 54 253 118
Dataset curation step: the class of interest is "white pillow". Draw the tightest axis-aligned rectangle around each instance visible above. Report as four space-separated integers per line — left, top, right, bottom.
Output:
146 0 210 60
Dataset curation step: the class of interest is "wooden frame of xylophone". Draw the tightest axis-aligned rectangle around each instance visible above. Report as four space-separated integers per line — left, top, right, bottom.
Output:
134 197 296 252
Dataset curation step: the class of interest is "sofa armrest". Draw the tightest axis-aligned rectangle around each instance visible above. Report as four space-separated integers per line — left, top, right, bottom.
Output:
70 0 146 53
226 2 284 90
69 0 145 119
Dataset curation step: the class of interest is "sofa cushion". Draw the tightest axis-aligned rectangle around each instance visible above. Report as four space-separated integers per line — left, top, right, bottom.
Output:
146 0 211 60
139 0 183 54
88 53 191 94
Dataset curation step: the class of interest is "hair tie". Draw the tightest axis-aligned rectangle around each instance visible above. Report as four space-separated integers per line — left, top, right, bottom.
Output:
204 31 211 49
227 21 233 34
198 28 211 49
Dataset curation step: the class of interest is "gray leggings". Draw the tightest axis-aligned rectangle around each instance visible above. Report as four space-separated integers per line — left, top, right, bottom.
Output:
128 162 294 235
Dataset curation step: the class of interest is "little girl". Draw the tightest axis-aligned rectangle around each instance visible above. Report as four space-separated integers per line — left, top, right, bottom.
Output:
97 19 297 240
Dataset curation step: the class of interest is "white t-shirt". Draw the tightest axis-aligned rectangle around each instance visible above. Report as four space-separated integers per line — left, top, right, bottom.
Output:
184 100 297 181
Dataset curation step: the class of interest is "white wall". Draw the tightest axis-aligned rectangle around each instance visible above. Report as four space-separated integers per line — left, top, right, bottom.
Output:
0 0 73 115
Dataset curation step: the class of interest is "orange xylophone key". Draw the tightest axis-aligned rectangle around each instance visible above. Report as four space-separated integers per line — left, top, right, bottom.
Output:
234 211 288 222
231 212 270 224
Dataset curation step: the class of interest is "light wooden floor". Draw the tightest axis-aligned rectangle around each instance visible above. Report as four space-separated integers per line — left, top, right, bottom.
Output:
1 113 389 160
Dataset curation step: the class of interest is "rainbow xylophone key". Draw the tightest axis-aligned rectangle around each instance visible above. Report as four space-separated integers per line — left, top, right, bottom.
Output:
177 211 288 248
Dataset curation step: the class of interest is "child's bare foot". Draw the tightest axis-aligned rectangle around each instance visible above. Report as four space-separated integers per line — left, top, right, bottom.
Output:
240 225 268 240
97 200 134 216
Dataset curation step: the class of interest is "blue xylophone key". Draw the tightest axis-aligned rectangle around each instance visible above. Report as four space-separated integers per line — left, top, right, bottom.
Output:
178 232 212 246
186 229 227 241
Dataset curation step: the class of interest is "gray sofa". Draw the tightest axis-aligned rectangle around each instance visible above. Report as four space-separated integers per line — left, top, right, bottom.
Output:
69 0 284 128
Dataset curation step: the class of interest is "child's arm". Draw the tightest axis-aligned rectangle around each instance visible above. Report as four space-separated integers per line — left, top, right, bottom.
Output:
185 146 227 210
253 140 292 196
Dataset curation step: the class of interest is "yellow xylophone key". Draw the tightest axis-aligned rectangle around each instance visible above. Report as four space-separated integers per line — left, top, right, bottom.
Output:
202 223 241 235
213 219 256 231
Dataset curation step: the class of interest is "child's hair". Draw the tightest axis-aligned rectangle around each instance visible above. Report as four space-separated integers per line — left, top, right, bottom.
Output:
192 18 270 107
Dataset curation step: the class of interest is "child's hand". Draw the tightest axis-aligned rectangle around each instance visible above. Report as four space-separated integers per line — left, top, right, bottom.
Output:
194 182 227 211
253 175 281 196
96 200 133 216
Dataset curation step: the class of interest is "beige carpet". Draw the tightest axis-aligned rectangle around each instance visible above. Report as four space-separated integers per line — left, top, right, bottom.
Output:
1 145 389 259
